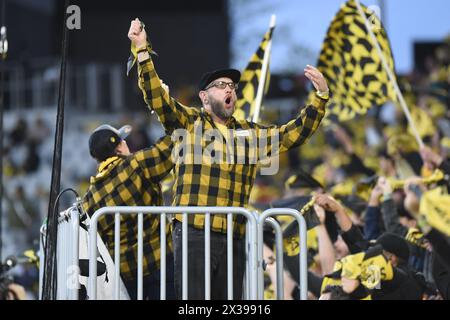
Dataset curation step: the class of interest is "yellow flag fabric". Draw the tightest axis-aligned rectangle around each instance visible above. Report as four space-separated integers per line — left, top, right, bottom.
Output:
408 106 436 139
405 228 427 248
311 0 396 122
420 188 450 237
386 133 419 156
283 228 318 256
388 169 445 190
341 249 393 289
235 26 274 121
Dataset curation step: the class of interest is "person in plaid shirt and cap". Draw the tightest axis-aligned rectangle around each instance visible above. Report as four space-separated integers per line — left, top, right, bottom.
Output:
82 124 175 299
128 18 329 299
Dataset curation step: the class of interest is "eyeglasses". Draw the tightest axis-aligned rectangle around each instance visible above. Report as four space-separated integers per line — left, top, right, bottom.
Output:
205 81 239 91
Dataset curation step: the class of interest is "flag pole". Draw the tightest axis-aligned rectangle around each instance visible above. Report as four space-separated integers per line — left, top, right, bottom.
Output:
354 0 424 148
0 0 7 264
251 14 276 123
42 0 70 300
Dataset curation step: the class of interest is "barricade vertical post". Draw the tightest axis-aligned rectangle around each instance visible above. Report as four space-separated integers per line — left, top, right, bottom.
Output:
61 213 67 298
137 212 143 300
250 212 258 300
227 213 233 300
160 212 166 300
205 212 211 300
244 220 250 300
182 213 188 300
265 217 284 300
70 207 80 300
39 225 46 300
259 208 308 300
257 219 264 299
88 213 99 299
58 215 65 299
114 213 120 300
298 211 307 300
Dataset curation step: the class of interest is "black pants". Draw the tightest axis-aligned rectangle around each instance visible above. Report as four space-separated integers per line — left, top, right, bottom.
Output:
123 253 176 300
172 221 246 300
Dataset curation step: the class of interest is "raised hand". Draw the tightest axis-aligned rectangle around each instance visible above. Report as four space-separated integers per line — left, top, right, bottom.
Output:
128 18 147 49
314 193 342 213
304 65 329 93
376 176 392 195
420 145 443 169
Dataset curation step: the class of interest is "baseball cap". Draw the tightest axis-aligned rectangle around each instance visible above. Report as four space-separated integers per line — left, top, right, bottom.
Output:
198 68 241 91
89 124 132 161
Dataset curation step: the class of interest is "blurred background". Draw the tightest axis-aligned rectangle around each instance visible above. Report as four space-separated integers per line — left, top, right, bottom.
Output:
0 0 449 299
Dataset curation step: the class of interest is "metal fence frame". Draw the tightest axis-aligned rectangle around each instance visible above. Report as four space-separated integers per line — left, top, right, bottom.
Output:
40 206 309 300
88 206 258 300
258 208 308 300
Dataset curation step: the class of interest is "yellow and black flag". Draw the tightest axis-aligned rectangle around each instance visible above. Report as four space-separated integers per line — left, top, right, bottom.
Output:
420 187 450 237
311 0 396 122
234 26 274 121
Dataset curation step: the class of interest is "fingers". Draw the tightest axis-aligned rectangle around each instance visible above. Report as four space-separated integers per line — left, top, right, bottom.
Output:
304 65 329 92
304 65 322 79
304 69 320 82
314 203 325 213
307 77 321 89
314 204 326 223
128 18 144 38
129 22 141 35
314 194 331 209
305 64 319 73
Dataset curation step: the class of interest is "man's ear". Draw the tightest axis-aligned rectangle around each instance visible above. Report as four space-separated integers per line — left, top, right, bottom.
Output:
199 91 208 105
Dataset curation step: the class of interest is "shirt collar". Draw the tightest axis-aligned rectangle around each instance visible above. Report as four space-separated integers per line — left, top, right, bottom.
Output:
97 156 120 173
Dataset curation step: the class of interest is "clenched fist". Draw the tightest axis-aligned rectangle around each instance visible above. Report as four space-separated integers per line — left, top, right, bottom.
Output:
128 18 147 49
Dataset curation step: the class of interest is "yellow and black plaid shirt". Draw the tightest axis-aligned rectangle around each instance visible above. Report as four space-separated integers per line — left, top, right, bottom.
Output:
137 52 327 236
82 135 174 281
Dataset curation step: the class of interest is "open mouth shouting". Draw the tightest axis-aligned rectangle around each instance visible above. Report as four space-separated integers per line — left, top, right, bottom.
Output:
224 95 233 109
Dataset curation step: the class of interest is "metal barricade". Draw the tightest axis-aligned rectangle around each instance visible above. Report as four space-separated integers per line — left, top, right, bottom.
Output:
39 205 80 300
88 206 258 300
42 205 308 300
258 208 308 300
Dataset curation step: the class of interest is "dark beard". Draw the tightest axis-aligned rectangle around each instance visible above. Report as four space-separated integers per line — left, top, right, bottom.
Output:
209 95 234 121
